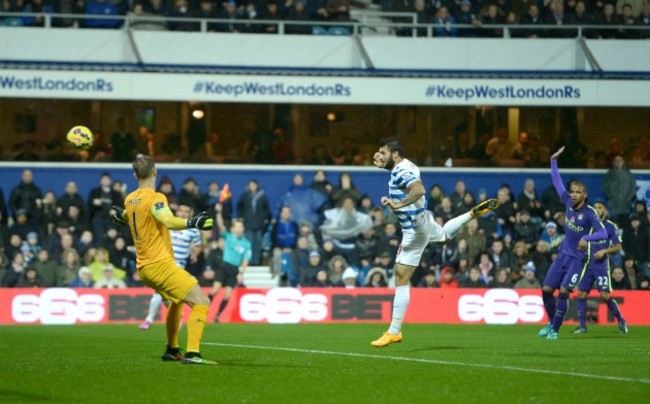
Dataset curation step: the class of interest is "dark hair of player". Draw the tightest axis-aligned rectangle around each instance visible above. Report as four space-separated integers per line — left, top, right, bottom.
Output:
133 155 156 180
378 137 405 157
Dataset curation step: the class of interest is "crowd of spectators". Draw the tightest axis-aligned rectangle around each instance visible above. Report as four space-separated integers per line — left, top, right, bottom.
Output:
1 161 649 292
390 0 650 38
1 0 649 38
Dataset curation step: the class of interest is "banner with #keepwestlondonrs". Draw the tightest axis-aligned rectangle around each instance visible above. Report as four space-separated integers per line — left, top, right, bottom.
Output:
1 287 649 325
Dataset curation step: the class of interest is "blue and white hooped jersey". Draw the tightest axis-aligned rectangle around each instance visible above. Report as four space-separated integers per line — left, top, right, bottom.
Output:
170 228 201 269
389 158 428 230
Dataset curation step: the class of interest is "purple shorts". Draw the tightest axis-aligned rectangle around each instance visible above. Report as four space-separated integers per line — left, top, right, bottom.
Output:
543 253 588 291
578 261 611 293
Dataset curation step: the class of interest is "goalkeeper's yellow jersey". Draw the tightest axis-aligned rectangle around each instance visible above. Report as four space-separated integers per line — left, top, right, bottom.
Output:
123 188 174 269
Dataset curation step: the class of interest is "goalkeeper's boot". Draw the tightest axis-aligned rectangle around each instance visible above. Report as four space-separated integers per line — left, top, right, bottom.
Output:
371 331 403 347
162 346 184 362
183 352 218 365
546 329 559 340
470 199 501 218
538 323 553 337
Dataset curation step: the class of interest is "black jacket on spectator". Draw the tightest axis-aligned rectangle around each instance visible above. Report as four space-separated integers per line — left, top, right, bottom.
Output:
236 190 271 231
9 182 42 219
621 223 649 262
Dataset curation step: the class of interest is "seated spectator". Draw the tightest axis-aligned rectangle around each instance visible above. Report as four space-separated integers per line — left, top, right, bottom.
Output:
258 0 281 34
618 3 637 39
611 266 632 290
460 267 484 288
433 6 457 37
85 0 122 28
88 247 127 282
341 266 359 288
327 254 348 286
514 210 539 250
216 0 244 32
476 251 495 285
637 2 650 39
194 0 218 31
514 261 541 289
519 3 543 38
70 266 95 288
320 197 373 245
168 0 194 31
456 0 480 37
439 266 459 288
285 0 313 35
22 0 53 27
490 267 514 288
8 209 38 241
479 3 504 38
544 0 571 38
417 269 439 287
517 179 543 221
567 1 595 38
539 221 564 252
595 3 620 38
34 249 63 287
299 250 327 286
17 266 44 288
94 265 127 289
313 269 333 287
277 173 328 229
485 128 514 165
59 248 81 286
364 267 388 287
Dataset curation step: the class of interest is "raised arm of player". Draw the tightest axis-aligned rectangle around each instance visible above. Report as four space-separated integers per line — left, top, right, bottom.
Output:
550 146 568 201
381 180 425 211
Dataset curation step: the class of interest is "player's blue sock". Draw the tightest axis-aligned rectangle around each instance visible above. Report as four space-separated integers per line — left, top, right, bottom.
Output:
605 298 624 322
542 290 556 319
577 298 587 329
551 292 569 332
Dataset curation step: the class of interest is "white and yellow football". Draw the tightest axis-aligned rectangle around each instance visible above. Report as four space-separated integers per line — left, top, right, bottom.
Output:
66 126 94 150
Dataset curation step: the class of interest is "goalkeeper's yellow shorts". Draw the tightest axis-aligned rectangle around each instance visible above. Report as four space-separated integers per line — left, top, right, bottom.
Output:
139 258 198 304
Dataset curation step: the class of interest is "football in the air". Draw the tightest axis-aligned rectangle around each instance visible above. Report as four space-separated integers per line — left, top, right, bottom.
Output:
66 126 94 150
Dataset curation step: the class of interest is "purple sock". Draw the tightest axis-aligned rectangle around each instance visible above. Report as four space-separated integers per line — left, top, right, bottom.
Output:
606 298 624 322
542 290 556 320
577 298 587 329
551 292 569 332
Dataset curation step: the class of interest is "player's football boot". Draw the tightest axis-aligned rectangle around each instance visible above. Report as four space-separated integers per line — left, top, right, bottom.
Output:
571 327 587 334
546 330 559 340
139 320 152 330
183 352 218 365
162 346 184 362
618 320 628 334
538 324 553 337
371 331 403 347
470 199 501 218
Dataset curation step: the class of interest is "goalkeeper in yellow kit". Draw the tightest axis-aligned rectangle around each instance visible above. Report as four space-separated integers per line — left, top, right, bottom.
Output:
112 155 216 365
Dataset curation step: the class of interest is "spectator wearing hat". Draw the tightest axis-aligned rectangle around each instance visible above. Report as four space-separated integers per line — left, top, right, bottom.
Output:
156 175 179 212
70 266 95 288
94 265 127 289
439 266 459 288
539 221 564 252
8 208 39 240
514 261 541 289
327 254 348 286
341 266 359 288
299 250 327 286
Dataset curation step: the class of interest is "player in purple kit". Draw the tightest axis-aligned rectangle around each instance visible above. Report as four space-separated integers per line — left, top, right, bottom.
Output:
572 200 628 334
538 146 608 340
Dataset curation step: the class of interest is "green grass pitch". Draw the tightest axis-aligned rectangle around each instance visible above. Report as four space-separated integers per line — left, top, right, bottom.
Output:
1 323 648 403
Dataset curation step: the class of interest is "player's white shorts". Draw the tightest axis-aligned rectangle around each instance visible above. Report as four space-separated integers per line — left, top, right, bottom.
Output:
396 211 447 267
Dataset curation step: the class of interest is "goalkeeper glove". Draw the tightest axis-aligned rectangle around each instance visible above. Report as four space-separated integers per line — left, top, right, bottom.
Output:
187 211 214 230
111 205 127 226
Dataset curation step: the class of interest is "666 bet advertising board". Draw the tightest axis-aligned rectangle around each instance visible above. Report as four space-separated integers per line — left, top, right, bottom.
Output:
2 288 650 325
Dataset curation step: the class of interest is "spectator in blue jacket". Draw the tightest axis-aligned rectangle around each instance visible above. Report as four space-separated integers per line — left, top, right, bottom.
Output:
85 0 122 28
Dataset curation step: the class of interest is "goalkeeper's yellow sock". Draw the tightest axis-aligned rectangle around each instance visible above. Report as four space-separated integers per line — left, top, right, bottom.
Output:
186 304 209 354
166 301 183 348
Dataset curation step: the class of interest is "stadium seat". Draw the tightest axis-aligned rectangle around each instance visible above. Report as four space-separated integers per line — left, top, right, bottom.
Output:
312 26 327 35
